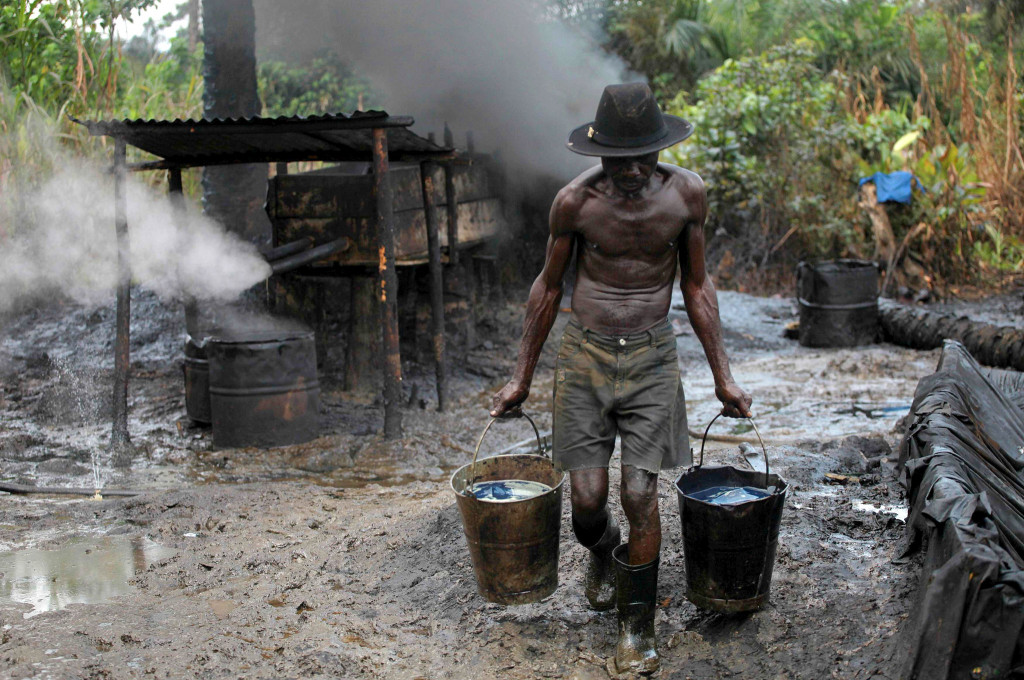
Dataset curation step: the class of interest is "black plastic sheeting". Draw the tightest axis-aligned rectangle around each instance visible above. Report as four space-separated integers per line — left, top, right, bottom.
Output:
899 340 1024 679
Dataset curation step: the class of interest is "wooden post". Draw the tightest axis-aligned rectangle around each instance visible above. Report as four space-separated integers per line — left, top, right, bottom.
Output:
443 124 459 266
373 128 403 438
420 161 447 411
110 138 132 466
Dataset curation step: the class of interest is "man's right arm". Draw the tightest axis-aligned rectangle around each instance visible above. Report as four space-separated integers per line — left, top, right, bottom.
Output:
490 189 577 417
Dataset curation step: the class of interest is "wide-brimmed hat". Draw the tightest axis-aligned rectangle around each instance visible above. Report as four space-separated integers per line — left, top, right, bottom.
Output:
567 83 693 157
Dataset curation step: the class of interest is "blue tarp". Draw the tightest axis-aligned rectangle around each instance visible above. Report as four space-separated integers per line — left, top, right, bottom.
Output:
858 170 925 204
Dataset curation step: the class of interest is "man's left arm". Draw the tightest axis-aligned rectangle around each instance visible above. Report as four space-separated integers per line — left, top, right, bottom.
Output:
678 178 752 418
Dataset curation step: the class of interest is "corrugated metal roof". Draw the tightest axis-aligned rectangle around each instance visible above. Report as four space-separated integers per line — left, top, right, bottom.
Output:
72 111 456 169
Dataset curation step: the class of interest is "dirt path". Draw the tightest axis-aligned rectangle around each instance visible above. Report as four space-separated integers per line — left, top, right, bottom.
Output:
0 288 967 679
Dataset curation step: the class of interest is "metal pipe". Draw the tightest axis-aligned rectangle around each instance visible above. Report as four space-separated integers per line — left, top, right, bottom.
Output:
263 236 314 263
373 127 403 439
268 237 350 276
420 160 447 411
110 137 132 465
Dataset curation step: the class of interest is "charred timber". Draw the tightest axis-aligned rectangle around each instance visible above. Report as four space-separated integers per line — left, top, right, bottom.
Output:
374 128 403 439
110 138 132 465
443 125 460 266
879 299 1024 371
268 237 350 276
420 160 448 411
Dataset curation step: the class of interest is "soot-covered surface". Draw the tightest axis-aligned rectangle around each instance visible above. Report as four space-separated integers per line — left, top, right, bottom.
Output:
2 285 1013 679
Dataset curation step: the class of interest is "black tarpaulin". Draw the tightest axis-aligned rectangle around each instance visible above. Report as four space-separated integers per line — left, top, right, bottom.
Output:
899 340 1024 679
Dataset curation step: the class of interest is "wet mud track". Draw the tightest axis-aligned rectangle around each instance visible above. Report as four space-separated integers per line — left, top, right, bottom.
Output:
2 287 1011 679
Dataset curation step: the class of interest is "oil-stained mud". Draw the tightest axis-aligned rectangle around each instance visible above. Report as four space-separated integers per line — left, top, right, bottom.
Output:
1 284 1018 679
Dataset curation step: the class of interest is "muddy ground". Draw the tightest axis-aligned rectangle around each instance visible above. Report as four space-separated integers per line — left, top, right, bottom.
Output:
1 284 1022 679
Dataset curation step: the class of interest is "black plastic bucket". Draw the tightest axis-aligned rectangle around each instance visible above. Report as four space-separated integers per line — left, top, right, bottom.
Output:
183 335 211 425
207 329 320 448
450 414 565 605
797 259 879 347
675 415 787 612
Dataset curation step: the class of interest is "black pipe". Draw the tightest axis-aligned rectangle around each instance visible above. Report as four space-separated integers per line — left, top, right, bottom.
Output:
269 237 350 276
263 237 314 263
0 482 141 497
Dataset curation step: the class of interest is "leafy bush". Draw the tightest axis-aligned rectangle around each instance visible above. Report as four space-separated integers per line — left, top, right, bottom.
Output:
666 41 862 267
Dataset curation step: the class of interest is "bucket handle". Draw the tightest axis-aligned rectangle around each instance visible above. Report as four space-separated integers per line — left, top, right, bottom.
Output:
465 410 545 495
698 413 770 489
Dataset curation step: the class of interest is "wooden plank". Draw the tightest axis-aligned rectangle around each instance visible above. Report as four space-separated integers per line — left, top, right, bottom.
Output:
373 128 403 439
272 197 505 267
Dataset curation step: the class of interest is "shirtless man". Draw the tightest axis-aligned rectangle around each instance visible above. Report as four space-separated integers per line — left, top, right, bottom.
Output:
490 83 752 675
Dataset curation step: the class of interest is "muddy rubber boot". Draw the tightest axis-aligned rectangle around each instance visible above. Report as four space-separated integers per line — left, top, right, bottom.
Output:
573 513 620 610
612 544 660 676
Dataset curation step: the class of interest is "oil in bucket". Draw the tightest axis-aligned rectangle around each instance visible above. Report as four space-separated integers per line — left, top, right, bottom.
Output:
469 480 552 502
687 485 772 505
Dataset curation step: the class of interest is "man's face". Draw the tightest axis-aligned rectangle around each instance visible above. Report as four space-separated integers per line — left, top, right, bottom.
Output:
601 152 659 195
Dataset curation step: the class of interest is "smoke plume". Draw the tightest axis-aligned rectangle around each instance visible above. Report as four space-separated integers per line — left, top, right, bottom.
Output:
0 124 272 315
254 0 635 182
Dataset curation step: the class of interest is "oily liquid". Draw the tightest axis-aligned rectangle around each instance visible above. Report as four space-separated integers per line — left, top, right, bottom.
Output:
469 480 552 502
688 485 771 505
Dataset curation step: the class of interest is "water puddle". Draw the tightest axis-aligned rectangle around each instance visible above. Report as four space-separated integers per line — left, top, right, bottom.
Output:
0 535 176 617
853 499 908 522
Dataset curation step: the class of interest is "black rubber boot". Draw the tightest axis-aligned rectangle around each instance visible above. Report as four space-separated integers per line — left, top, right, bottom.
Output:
612 544 660 676
573 513 620 610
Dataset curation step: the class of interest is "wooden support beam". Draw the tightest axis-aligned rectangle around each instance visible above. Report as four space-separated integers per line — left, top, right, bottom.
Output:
443 124 459 266
110 138 132 466
420 161 447 411
373 128 403 438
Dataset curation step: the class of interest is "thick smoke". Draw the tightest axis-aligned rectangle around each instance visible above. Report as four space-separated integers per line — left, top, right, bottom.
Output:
0 126 272 315
254 0 635 182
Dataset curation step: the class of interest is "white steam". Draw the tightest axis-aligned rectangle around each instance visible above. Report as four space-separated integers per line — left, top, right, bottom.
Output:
254 0 636 181
0 145 272 314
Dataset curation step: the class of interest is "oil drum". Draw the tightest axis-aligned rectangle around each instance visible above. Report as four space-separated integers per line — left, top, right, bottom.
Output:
206 329 319 448
797 259 879 347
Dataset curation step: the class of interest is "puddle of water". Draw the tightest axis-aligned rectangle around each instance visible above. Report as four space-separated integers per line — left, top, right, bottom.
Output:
853 499 908 522
0 535 176 617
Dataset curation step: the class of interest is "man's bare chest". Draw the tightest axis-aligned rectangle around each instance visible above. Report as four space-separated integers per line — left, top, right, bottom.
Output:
575 202 688 260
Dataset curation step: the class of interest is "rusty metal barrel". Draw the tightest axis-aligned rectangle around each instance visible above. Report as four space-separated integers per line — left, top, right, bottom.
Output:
675 415 787 612
206 329 319 449
450 414 565 605
797 259 879 347
183 335 211 425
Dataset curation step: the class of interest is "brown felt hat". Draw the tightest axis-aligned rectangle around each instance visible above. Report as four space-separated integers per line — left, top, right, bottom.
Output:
567 83 693 157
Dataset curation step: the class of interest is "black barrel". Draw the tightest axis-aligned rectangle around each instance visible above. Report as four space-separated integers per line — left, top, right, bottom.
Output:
797 259 879 347
206 330 319 448
183 335 211 425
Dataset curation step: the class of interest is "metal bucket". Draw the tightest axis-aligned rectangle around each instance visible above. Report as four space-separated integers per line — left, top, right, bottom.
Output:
207 329 320 449
797 259 879 347
450 414 565 605
183 335 211 425
675 415 787 612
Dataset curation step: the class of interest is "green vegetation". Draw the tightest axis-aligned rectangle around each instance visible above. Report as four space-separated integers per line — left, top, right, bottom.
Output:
2 0 1021 290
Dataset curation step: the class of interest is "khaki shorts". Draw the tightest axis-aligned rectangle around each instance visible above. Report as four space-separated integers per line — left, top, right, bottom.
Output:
552 318 690 474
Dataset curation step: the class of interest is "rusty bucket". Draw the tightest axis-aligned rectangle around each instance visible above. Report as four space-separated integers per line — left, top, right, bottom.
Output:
675 414 787 613
450 414 565 605
206 329 320 449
